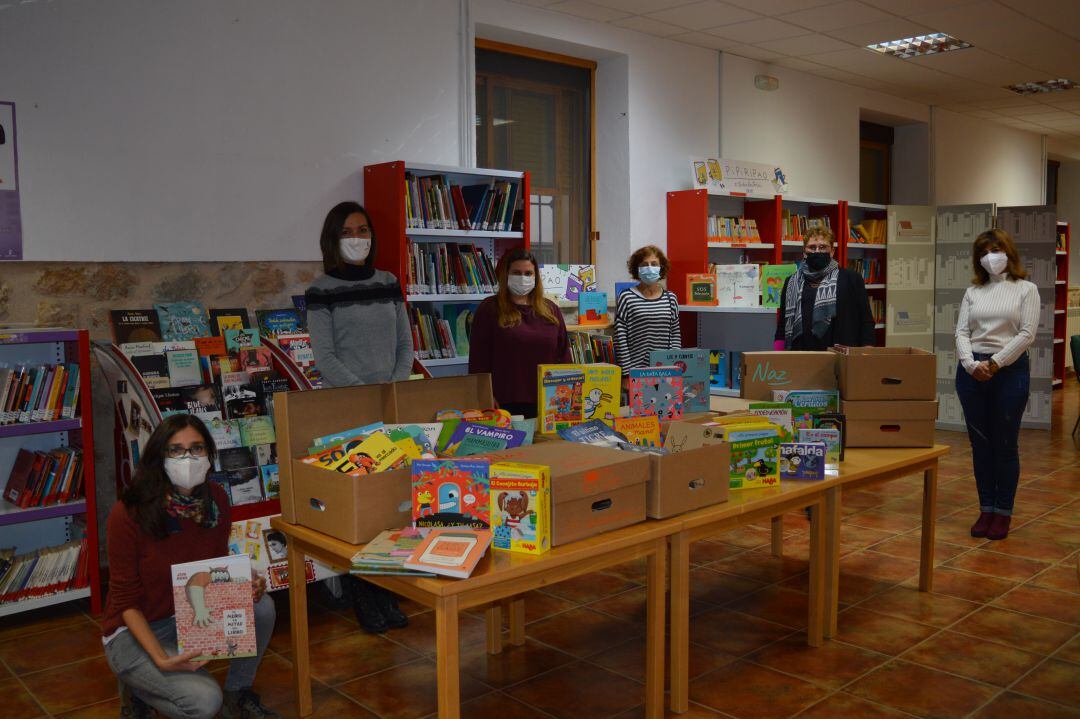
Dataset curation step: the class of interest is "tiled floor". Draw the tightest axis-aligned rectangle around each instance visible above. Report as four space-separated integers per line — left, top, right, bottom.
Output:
1 385 1077 718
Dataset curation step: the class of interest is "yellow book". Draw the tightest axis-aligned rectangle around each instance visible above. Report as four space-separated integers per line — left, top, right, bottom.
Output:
489 462 550 555
537 364 585 434
614 416 661 447
583 363 621 426
392 436 424 462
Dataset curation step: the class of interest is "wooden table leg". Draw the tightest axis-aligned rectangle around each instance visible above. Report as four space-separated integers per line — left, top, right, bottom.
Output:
668 532 691 714
823 486 841 639
806 498 825 647
485 605 502 655
771 515 784 557
435 595 461 719
645 537 667 719
287 543 312 717
920 462 939 592
508 597 525 646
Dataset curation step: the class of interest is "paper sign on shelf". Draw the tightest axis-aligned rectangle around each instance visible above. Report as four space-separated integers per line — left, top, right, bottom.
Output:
690 157 788 196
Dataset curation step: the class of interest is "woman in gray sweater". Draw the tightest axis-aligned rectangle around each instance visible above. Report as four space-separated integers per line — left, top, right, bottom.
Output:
305 201 414 387
305 201 413 633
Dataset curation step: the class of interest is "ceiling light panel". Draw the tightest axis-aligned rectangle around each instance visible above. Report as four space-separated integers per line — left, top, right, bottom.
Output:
1005 79 1077 96
866 33 972 59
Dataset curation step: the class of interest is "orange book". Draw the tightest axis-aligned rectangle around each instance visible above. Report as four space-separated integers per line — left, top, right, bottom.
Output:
685 274 718 306
403 529 492 579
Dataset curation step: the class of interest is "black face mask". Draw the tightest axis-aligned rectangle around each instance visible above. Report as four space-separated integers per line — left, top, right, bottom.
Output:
804 252 831 272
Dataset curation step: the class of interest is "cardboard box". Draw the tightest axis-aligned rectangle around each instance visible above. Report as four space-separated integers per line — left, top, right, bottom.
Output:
275 375 494 543
739 352 837 401
647 443 730 518
834 347 935 401
842 400 938 447
489 442 649 546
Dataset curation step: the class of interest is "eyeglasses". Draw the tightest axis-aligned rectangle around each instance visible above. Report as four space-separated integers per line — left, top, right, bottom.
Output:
165 444 208 459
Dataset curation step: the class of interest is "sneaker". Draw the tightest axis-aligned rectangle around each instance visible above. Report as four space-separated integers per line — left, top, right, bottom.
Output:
351 579 389 634
986 514 1011 541
222 688 280 719
371 585 409 630
119 684 153 719
970 512 994 538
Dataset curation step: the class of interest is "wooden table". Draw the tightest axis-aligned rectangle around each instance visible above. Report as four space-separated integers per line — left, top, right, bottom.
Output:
270 516 678 719
667 445 949 714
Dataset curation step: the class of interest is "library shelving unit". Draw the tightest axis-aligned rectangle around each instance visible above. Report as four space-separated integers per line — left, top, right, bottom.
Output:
364 161 530 378
779 195 842 266
0 328 100 617
1054 221 1070 388
843 202 888 343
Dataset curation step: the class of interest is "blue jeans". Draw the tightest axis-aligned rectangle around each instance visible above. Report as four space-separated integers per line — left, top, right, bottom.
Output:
955 353 1030 515
104 593 275 719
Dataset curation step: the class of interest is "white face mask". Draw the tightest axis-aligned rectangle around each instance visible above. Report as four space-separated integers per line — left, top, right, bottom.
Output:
340 236 371 264
507 274 535 296
164 456 210 492
980 251 1008 277
638 266 662 284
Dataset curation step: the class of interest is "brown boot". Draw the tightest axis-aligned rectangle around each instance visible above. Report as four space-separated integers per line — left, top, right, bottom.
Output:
970 512 994 538
986 514 1011 540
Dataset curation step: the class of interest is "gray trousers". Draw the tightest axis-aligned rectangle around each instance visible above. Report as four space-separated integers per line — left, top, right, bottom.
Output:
104 593 275 719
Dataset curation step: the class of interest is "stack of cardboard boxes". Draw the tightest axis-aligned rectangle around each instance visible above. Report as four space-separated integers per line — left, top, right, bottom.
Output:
834 347 937 447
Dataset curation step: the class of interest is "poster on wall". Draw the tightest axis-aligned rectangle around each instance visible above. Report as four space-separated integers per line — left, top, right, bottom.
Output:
690 158 788 196
229 515 339 591
0 102 21 260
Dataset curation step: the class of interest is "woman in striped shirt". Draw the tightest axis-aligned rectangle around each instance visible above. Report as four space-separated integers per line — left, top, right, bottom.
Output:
954 228 1040 541
613 245 681 374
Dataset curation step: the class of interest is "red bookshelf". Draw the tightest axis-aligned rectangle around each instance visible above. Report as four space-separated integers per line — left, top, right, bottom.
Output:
0 328 100 616
1053 221 1070 388
842 201 888 341
365 161 531 377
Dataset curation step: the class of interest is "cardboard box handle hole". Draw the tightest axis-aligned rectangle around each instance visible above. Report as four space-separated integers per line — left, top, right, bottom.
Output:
688 478 705 490
591 498 613 512
309 498 326 511
880 377 902 385
878 425 901 433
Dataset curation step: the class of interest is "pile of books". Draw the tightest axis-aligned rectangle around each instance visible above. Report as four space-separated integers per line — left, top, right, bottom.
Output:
850 219 886 244
707 216 761 243
4 447 84 508
406 241 497 296
0 538 90 606
405 172 522 232
782 212 831 242
0 363 80 425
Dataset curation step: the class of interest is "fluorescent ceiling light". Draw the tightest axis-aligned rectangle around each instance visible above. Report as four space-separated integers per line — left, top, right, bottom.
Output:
1005 79 1077 96
866 33 972 59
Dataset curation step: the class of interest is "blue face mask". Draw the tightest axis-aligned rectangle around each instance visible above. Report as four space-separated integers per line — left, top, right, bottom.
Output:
639 266 662 284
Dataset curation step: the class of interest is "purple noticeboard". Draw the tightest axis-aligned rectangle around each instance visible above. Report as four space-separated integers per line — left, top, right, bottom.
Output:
0 101 22 260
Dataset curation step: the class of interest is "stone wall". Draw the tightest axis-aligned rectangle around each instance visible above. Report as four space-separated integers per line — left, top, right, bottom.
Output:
1 260 323 561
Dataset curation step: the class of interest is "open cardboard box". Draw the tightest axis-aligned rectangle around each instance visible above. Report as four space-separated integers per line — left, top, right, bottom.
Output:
833 346 935 401
841 399 938 447
275 375 494 544
739 351 837 401
488 442 649 546
646 442 730 518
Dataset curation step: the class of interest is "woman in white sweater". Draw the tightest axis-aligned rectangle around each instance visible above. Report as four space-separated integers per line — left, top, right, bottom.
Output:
954 228 1040 541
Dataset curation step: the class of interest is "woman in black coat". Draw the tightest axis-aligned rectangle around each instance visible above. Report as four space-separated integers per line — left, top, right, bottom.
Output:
774 226 875 350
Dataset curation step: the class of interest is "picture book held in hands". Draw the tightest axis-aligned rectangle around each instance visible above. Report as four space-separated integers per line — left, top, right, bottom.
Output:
171 554 256 660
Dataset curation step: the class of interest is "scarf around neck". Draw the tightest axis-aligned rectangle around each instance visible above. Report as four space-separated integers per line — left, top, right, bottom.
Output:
784 259 839 347
164 489 219 531
328 262 376 282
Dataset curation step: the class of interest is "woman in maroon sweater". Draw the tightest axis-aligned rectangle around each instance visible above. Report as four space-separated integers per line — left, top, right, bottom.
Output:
469 248 571 418
102 414 277 719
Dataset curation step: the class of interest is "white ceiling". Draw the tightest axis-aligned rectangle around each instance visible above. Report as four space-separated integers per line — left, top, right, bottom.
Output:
508 0 1080 155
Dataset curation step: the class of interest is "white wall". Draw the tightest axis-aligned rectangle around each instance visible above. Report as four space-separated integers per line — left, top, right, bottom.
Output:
719 54 928 201
932 108 1045 207
1 0 464 262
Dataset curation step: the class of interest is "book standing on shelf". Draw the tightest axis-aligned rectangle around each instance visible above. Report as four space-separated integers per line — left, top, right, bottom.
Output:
406 241 497 296
0 363 81 425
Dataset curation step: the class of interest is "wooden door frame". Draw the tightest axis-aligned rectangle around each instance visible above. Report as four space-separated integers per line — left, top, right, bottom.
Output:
475 38 597 264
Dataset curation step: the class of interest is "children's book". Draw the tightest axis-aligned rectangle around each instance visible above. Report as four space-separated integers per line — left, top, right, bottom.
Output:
582 363 620 426
779 442 827 480
628 366 684 420
275 334 315 366
333 433 407 476
207 417 243 450
238 415 276 447
730 350 743 391
490 462 550 555
715 264 760 307
724 424 781 490
537 365 585 434
812 413 845 461
154 303 210 342
441 304 478 357
110 309 163 345
383 423 441 455
771 390 840 431
255 309 305 338
208 308 251 337
260 464 279 500
539 264 598 302
761 264 798 309
685 274 718 306
237 347 273 376
576 291 609 326
251 443 277 467
311 421 386 449
403 529 493 579
217 446 256 473
748 402 794 442
350 528 435 576
798 428 841 465
131 354 171 389
615 281 636 299
709 349 728 389
649 349 708 414
194 336 227 358
411 459 490 529
444 422 527 457
613 416 661 447
167 349 202 388
171 554 256 660
227 468 264 505
224 329 261 353
557 419 660 454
